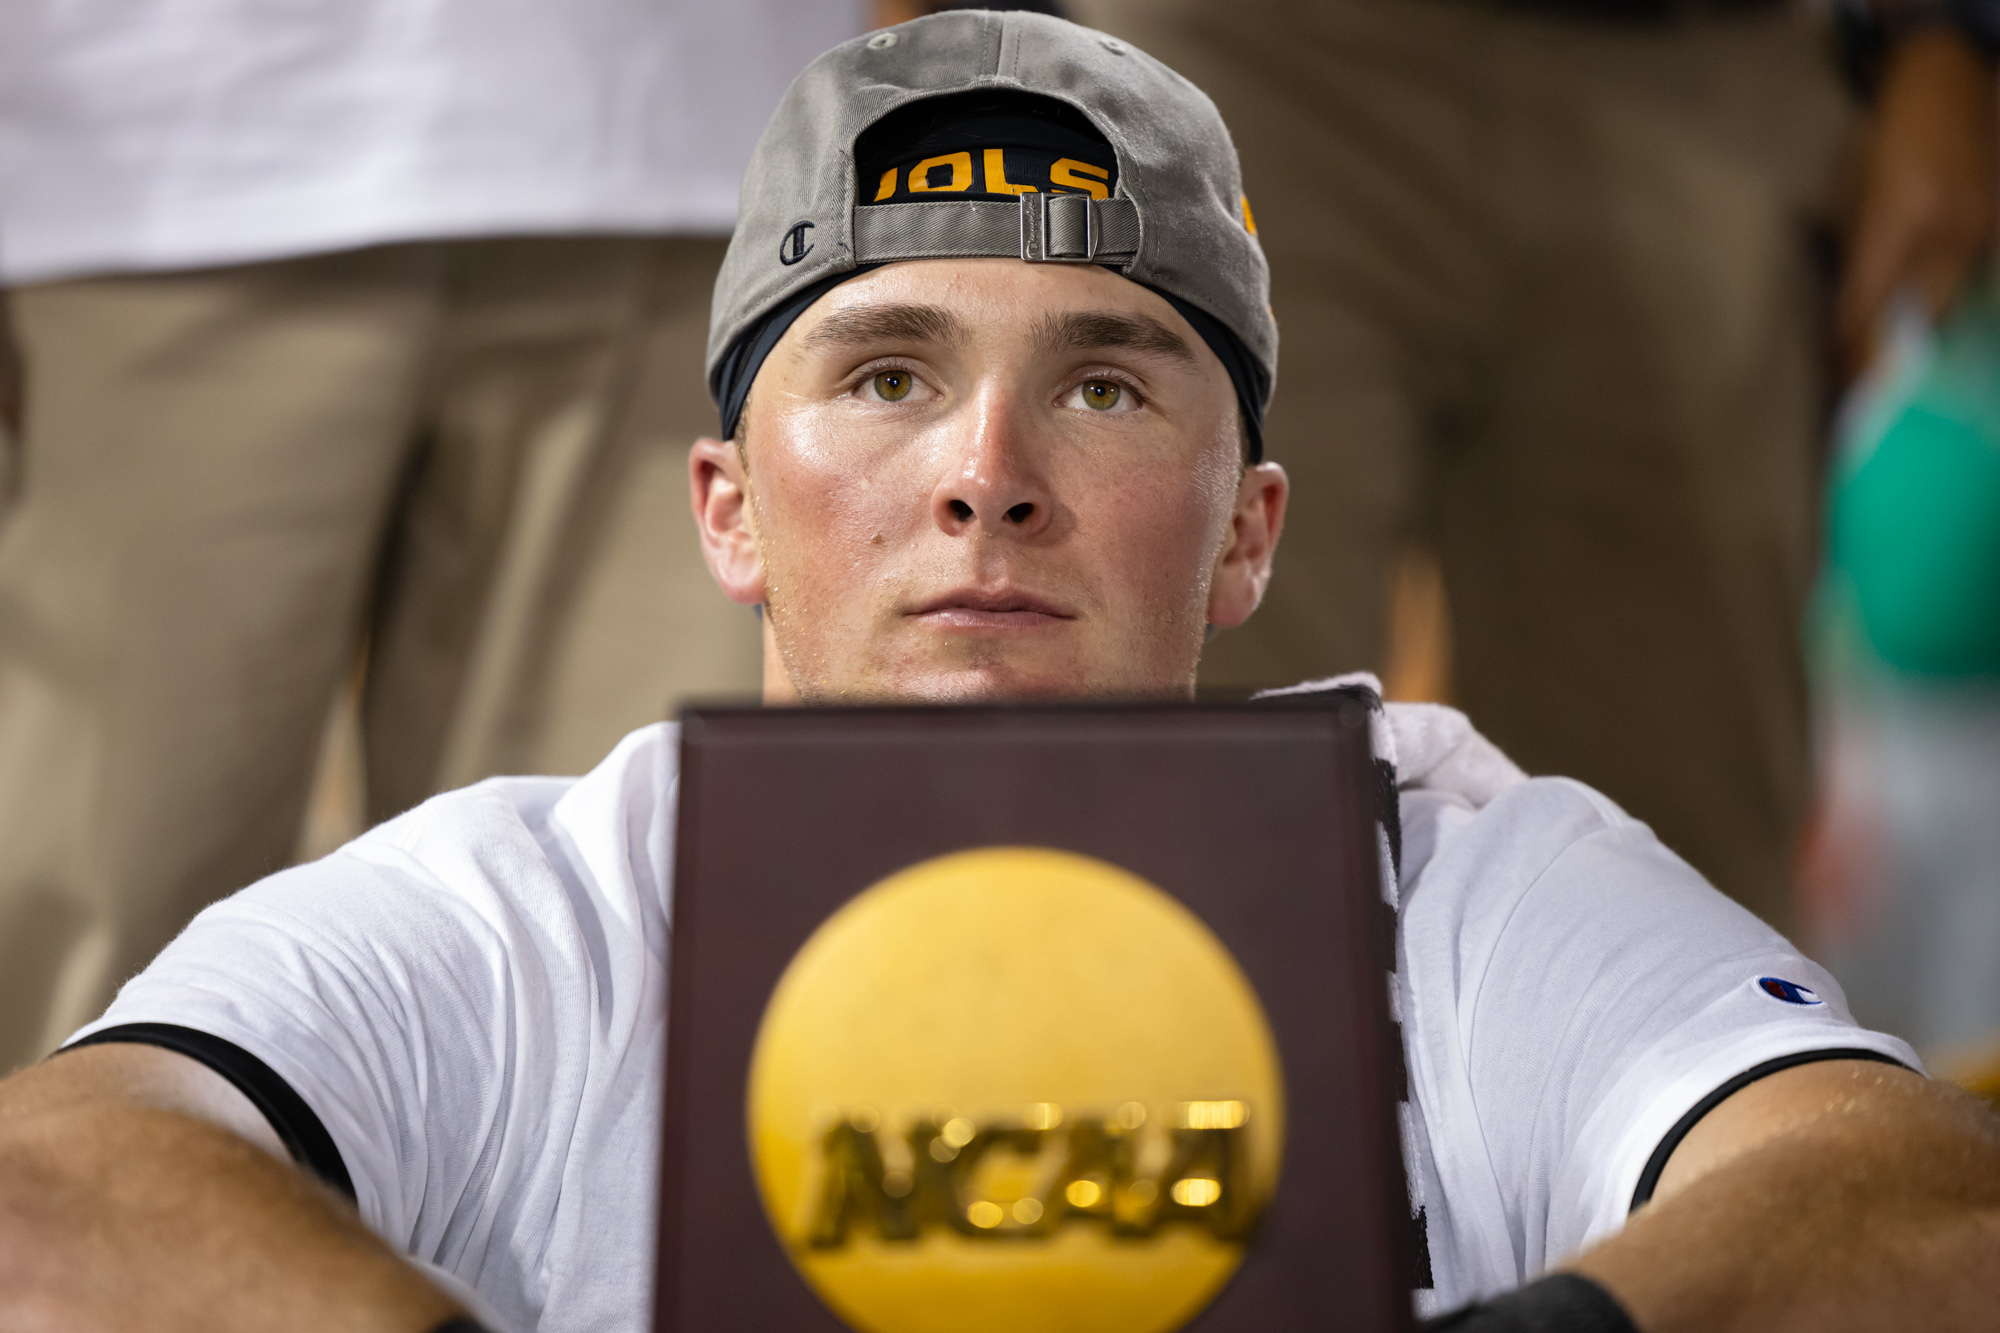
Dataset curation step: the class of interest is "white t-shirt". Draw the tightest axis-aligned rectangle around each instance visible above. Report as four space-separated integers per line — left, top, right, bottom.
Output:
72 695 1917 1330
0 0 866 284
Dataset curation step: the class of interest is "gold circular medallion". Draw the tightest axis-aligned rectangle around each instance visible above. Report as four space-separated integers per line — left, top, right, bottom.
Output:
747 847 1285 1333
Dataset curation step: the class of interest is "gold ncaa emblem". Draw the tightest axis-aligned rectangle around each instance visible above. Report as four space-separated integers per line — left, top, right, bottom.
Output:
747 847 1286 1333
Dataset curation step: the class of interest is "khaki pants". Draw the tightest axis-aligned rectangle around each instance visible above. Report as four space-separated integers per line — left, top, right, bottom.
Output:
1074 0 1851 929
0 236 760 1071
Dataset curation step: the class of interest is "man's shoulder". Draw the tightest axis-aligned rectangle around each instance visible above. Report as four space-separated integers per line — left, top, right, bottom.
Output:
84 721 684 1031
1375 695 1714 943
350 721 679 872
214 720 687 963
1262 678 1637 901
1400 772 1636 875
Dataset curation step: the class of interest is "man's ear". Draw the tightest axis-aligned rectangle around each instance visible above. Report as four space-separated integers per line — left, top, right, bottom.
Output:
1206 461 1288 630
690 437 767 606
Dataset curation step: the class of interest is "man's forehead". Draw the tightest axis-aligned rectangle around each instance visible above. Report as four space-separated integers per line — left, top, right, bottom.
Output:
798 302 1198 365
791 262 1200 364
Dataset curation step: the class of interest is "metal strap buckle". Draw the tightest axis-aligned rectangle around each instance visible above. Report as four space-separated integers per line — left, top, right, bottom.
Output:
1018 192 1097 263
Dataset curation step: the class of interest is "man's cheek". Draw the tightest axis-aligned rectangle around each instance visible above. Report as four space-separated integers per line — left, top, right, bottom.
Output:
773 468 882 547
1117 489 1219 591
823 487 913 566
769 483 910 617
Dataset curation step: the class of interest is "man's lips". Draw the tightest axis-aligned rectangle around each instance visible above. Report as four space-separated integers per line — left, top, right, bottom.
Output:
907 587 1076 629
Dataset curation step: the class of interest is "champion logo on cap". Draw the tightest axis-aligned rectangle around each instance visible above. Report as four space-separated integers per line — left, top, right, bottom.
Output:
779 220 815 266
1756 977 1823 1006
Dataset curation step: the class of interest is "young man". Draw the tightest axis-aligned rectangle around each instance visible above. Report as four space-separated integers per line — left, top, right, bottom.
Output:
1 13 1995 1333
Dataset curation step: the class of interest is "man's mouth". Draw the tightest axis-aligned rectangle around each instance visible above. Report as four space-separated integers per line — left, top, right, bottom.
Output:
907 587 1076 630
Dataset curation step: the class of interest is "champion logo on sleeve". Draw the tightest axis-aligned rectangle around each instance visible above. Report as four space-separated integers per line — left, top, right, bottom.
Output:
1757 977 1824 1006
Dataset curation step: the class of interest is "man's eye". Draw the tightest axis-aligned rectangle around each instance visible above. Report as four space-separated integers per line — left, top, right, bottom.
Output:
871 370 913 402
1078 380 1123 411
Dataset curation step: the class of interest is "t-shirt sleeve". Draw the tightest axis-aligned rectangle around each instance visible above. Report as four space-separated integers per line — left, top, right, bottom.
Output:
63 780 598 1297
1398 779 1919 1292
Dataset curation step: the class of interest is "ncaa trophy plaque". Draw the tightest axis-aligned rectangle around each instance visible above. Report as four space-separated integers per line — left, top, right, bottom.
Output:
655 699 1415 1333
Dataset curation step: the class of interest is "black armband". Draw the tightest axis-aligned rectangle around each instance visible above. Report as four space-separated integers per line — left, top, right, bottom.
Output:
427 1320 492 1333
1421 1273 1638 1333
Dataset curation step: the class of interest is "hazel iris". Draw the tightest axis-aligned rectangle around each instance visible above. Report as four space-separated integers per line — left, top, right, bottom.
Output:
1081 380 1122 411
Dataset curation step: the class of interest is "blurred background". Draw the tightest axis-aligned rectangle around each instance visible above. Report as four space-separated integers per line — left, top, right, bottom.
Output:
0 0 1995 1103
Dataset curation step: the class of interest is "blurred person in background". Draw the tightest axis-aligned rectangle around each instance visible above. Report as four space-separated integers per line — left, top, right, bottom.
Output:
1793 2 2000 1103
1063 0 1998 936
0 0 866 1074
1801 268 2000 1099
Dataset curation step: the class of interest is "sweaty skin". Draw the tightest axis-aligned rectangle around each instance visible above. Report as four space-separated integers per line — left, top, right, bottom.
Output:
1575 1059 2000 1331
0 1042 461 1333
0 256 1996 1332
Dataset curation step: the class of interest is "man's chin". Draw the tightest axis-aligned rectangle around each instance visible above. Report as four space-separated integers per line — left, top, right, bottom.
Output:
889 668 1096 704
846 654 1193 705
775 626 1203 704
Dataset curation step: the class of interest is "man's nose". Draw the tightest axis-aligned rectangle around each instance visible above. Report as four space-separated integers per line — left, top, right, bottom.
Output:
931 399 1054 539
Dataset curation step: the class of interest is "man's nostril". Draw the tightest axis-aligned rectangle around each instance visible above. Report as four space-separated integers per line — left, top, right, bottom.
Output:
1005 502 1034 525
949 499 974 522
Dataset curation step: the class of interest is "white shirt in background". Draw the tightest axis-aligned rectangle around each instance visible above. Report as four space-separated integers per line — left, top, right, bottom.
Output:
0 0 868 284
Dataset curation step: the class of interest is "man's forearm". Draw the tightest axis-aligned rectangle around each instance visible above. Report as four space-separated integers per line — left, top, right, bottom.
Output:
1571 1069 2000 1332
0 1065 459 1333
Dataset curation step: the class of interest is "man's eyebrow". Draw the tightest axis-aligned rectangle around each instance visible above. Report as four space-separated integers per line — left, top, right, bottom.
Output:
1033 311 1197 364
799 303 967 351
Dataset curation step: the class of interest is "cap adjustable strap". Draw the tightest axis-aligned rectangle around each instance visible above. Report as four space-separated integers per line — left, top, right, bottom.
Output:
853 196 1139 265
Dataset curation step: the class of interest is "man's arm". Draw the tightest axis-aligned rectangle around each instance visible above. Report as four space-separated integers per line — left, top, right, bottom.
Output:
1570 1059 2000 1331
0 1043 463 1333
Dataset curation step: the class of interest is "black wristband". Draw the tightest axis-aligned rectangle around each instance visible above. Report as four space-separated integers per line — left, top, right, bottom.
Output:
427 1320 492 1333
1421 1273 1639 1333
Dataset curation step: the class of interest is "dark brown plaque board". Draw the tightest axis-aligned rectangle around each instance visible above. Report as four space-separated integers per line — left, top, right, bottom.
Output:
656 700 1414 1332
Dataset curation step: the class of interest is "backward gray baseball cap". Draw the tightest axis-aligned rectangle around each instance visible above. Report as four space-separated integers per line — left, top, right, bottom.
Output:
706 9 1276 449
